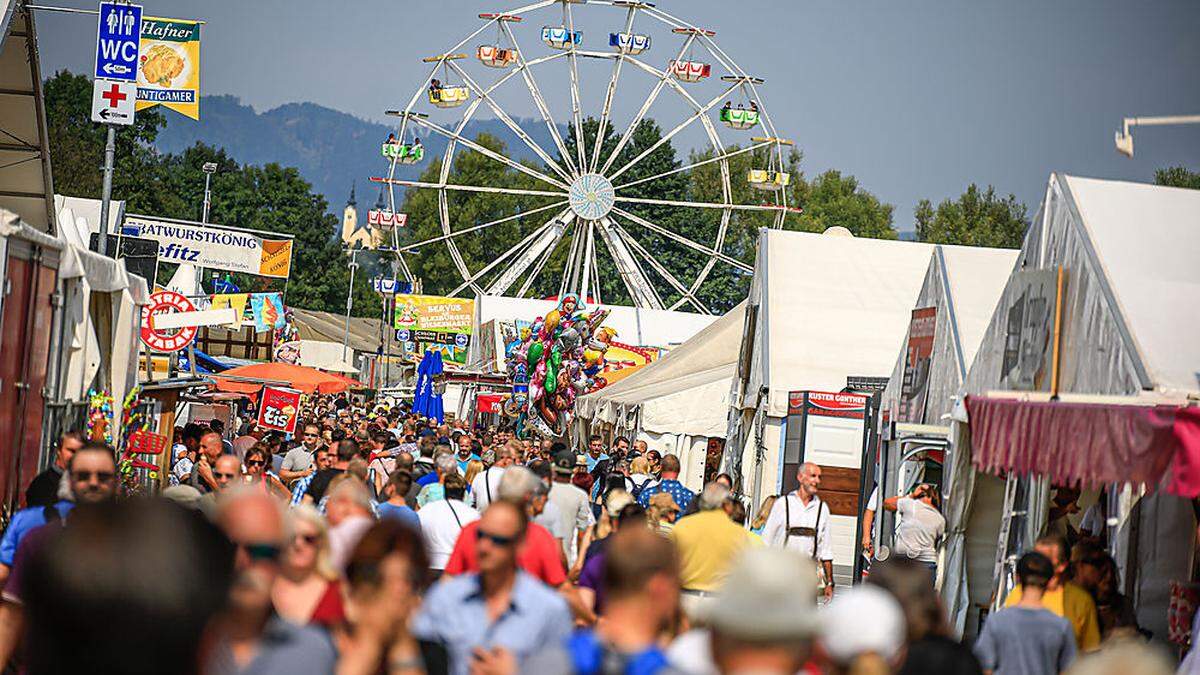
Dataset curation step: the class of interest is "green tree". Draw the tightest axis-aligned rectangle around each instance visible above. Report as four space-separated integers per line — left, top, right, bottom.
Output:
1155 166 1200 190
914 184 1028 248
44 70 376 316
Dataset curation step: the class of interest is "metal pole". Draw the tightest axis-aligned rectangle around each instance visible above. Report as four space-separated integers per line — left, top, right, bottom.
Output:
342 250 358 362
201 171 213 224
96 125 116 255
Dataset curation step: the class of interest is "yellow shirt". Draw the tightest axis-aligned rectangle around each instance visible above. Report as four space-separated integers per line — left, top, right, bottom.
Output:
1004 582 1101 651
669 510 750 592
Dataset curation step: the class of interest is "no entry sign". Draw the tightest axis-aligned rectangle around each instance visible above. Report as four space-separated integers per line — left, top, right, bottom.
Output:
141 290 198 353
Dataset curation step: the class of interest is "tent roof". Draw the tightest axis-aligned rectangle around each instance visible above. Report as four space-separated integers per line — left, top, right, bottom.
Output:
1063 175 1200 395
0 7 53 233
938 245 1021 372
475 295 718 348
290 307 405 356
578 302 744 436
757 230 936 416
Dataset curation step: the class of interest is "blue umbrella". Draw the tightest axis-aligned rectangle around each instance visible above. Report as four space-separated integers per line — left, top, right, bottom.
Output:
412 350 433 418
429 350 445 423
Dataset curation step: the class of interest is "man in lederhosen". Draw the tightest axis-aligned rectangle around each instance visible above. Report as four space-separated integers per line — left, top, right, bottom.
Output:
761 462 834 600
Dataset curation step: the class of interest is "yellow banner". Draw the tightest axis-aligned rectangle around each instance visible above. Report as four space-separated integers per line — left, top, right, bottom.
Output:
136 16 201 120
258 239 293 279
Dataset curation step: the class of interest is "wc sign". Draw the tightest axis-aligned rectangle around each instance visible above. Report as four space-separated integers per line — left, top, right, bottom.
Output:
94 2 143 82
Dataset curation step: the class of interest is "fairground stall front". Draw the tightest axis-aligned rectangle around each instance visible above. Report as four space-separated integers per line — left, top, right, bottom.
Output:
942 174 1200 644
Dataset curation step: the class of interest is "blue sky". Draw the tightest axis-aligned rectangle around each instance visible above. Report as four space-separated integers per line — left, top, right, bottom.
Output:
38 0 1200 230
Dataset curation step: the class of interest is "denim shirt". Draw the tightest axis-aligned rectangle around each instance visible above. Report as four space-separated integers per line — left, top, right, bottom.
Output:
411 571 571 675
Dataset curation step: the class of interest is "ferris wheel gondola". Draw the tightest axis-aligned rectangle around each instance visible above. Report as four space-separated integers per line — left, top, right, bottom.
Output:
374 2 797 314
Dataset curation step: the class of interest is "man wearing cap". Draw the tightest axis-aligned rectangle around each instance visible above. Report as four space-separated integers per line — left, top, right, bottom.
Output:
761 462 834 600
547 450 595 567
667 548 820 675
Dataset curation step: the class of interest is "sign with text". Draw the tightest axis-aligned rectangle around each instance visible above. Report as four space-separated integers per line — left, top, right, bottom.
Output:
257 386 302 434
137 16 202 119
393 294 474 365
90 79 137 125
140 290 197 353
94 2 142 82
899 307 937 423
117 215 294 279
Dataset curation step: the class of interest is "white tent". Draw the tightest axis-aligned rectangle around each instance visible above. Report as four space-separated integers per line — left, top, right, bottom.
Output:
724 228 940 578
576 303 746 488
942 174 1200 640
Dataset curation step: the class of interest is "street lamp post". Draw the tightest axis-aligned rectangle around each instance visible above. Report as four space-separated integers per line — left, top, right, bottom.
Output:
342 249 359 364
201 162 217 223
1115 114 1200 157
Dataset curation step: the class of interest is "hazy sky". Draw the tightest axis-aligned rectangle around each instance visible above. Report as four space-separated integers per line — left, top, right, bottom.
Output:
37 0 1200 230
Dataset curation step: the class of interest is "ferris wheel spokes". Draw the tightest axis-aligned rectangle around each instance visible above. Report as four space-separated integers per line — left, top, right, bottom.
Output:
398 112 570 191
372 175 563 199
396 199 569 254
500 21 581 177
589 3 639 174
563 1 588 174
611 206 752 272
450 212 566 297
613 140 771 192
486 210 574 297
611 219 711 314
446 61 574 183
594 216 664 309
607 79 740 182
597 33 698 176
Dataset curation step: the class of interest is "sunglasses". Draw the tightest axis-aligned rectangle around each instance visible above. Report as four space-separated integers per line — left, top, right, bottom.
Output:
476 529 518 547
293 533 319 546
303 433 319 438
237 542 281 561
245 460 265 467
73 471 115 483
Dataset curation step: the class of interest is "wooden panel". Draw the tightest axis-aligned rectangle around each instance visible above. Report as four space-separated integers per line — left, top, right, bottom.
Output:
819 465 861 493
823 491 861 517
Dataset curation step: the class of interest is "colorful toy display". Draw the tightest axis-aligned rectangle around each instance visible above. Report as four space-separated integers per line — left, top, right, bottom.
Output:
505 294 615 438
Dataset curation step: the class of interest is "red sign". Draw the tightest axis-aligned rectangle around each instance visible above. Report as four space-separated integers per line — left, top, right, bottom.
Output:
126 430 168 455
793 390 868 419
140 290 198 353
476 392 505 414
899 307 937 423
257 386 302 433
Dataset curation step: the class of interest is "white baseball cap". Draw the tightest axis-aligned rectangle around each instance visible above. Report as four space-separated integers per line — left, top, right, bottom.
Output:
820 585 906 664
700 547 821 641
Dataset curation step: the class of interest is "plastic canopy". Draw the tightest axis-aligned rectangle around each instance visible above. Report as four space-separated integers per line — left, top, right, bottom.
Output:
211 362 351 395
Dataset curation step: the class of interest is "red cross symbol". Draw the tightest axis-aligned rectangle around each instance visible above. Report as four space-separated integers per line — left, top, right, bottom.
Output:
101 83 127 107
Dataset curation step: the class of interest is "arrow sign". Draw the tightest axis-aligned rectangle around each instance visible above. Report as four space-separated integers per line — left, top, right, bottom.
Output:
91 79 137 125
94 2 142 83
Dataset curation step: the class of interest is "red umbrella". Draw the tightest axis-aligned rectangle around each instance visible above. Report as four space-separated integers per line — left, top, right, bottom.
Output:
211 362 351 395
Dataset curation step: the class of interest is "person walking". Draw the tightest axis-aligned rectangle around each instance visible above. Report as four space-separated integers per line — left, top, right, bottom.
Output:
418 473 479 576
670 482 751 619
279 423 323 486
376 468 420 531
975 551 1076 675
761 462 834 600
636 454 694 513
24 431 83 508
547 449 594 567
412 500 572 675
270 504 346 631
882 483 945 581
470 440 519 511
1002 534 1100 652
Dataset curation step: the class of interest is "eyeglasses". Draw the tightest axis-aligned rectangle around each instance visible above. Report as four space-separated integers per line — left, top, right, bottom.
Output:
73 471 115 483
236 542 281 561
476 529 518 547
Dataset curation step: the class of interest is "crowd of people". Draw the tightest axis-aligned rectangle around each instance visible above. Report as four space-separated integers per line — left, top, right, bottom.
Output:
0 393 1185 674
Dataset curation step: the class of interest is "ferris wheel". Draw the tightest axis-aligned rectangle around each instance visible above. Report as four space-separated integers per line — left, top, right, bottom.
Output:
372 0 797 314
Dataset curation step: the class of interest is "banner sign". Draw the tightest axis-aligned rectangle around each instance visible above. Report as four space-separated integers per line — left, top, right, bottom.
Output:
899 307 937 423
999 268 1061 391
257 386 302 434
136 16 201 119
118 215 293 278
140 290 197 353
788 390 869 420
393 294 474 365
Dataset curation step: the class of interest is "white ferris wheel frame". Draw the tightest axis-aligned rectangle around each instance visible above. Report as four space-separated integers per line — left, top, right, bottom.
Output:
374 0 795 314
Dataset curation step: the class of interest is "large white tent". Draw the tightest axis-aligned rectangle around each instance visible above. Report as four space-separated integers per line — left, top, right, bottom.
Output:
575 302 746 488
942 174 1200 640
723 228 941 578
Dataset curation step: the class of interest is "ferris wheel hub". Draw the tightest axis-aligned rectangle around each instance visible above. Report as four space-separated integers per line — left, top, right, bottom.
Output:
568 173 616 221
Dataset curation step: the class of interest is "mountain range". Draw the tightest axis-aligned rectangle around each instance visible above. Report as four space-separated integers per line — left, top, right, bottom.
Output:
155 94 558 218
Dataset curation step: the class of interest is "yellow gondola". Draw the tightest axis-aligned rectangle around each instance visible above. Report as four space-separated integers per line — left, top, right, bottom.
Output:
747 169 789 191
428 85 470 108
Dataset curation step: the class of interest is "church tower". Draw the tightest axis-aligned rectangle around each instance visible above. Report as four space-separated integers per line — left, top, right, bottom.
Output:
341 182 358 246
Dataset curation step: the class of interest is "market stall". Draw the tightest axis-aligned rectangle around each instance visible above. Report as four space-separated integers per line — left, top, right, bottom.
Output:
942 174 1200 642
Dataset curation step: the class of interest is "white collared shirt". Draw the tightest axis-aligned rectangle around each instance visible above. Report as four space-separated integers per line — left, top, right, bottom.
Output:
761 492 833 561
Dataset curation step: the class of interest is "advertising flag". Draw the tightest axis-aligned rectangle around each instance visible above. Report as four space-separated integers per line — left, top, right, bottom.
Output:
257 386 302 434
136 16 201 119
393 294 474 366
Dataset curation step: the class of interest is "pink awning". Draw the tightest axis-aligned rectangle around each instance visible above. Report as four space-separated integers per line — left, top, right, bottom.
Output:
967 395 1200 496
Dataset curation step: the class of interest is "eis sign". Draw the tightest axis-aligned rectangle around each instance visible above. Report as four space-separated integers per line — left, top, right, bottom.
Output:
257 386 302 434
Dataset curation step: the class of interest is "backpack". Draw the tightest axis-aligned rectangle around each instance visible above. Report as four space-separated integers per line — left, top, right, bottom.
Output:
566 630 671 675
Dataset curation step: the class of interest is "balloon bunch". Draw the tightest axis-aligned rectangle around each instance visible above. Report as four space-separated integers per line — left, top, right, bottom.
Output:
87 388 115 446
506 294 615 438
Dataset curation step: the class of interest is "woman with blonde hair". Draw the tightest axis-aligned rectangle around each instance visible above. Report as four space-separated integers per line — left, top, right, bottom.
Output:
751 494 778 536
462 459 485 495
271 504 346 630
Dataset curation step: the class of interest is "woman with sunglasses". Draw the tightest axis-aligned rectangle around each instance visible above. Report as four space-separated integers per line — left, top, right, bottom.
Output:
271 504 347 631
242 444 289 501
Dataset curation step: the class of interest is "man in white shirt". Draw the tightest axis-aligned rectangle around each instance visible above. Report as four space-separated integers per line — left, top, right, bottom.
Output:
470 440 519 511
883 483 945 573
761 462 834 599
547 450 594 567
418 474 479 573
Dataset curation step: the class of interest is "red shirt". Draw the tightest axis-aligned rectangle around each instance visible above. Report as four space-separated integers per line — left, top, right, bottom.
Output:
443 520 566 587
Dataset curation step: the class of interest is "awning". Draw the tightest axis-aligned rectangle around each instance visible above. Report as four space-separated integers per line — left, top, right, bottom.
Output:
967 395 1200 495
211 362 351 395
